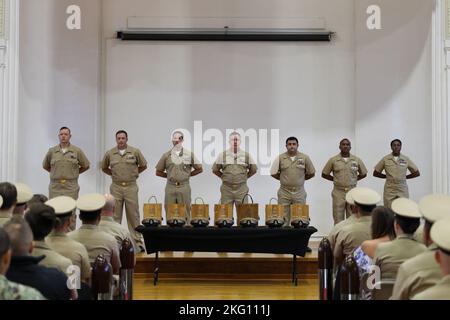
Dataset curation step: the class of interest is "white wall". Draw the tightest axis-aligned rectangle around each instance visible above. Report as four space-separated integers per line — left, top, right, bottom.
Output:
354 0 433 203
16 0 433 237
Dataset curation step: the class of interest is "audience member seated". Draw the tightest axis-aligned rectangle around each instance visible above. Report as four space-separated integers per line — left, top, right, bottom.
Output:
0 227 45 300
12 183 33 217
353 206 395 300
4 216 75 300
0 183 17 226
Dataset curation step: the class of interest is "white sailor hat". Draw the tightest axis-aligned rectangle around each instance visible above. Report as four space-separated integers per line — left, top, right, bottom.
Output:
0 195 3 208
76 194 106 212
430 218 450 252
351 187 381 206
392 198 421 218
418 194 450 223
14 183 33 204
45 196 76 216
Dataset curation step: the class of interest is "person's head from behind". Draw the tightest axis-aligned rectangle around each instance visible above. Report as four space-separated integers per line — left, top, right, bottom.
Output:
28 194 49 206
371 206 396 240
102 194 115 217
350 187 380 218
391 198 421 236
394 215 421 236
3 217 34 257
77 194 106 226
25 203 56 241
0 228 11 275
0 182 17 213
285 137 299 154
430 218 450 276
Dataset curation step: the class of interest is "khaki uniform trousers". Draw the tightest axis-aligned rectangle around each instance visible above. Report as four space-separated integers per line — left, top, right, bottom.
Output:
278 186 307 227
331 186 354 225
110 182 144 248
384 182 408 209
164 183 192 224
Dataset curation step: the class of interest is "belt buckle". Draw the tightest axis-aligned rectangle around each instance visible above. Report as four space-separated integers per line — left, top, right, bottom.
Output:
60 179 66 184
344 187 349 192
175 182 180 187
121 182 127 187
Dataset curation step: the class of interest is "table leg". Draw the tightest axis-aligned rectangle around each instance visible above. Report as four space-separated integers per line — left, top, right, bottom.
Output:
153 251 159 286
292 254 298 286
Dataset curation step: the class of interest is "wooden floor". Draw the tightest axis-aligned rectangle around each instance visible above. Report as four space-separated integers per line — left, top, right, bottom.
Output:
133 277 319 300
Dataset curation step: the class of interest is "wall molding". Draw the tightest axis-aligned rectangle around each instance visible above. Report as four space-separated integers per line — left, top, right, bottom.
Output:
0 0 20 182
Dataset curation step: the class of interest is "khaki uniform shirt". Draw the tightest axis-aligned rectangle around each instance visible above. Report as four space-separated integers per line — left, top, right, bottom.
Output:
0 212 11 226
322 154 367 188
391 244 441 300
32 241 73 275
334 215 372 264
374 154 418 184
374 234 427 280
270 152 315 189
156 148 201 184
102 146 147 183
212 149 258 185
99 216 136 250
0 275 45 300
68 225 121 271
46 231 91 282
328 214 358 252
43 144 90 180
413 275 450 300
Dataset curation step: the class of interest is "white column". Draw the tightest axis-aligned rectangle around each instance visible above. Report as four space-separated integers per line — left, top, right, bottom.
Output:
0 0 19 182
432 0 449 194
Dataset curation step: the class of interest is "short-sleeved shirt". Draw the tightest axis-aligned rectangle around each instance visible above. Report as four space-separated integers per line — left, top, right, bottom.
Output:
32 241 73 275
322 154 367 188
413 275 450 300
373 234 427 280
391 245 441 300
46 231 92 282
374 154 418 184
270 152 315 188
212 149 258 185
155 148 202 184
68 224 121 270
102 146 147 183
99 216 136 250
43 144 90 181
0 275 45 300
328 214 358 252
333 215 372 265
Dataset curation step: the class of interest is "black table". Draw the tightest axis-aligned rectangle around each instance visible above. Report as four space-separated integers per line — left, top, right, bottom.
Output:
136 226 317 286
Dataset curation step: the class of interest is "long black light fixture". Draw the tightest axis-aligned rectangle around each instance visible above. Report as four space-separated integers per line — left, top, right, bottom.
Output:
117 28 334 42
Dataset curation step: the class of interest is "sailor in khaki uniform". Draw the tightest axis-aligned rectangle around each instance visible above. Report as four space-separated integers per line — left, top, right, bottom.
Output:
270 137 315 226
102 130 147 251
25 203 73 275
322 139 368 225
45 196 91 284
391 194 450 300
374 198 427 282
374 139 420 208
43 127 90 200
0 182 17 227
156 131 203 224
99 194 136 251
68 194 121 274
333 187 379 267
413 217 450 300
328 190 358 252
213 132 258 211
12 183 33 216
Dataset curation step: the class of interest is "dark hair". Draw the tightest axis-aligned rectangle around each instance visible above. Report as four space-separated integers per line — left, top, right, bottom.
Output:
28 194 49 205
391 139 402 147
0 227 10 257
59 127 71 134
356 203 376 216
25 204 56 241
0 182 17 210
340 138 351 145
79 210 101 223
371 206 396 240
395 215 421 235
116 130 128 138
55 215 72 229
286 137 299 145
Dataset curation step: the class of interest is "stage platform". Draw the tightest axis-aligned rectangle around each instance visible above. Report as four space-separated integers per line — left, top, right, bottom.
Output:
134 240 319 281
